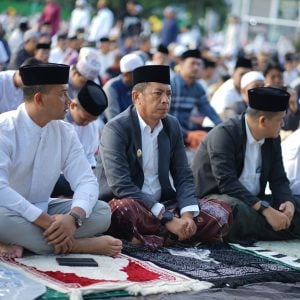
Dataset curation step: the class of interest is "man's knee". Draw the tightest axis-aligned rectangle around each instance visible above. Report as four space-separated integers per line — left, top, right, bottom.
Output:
89 200 112 234
0 208 54 254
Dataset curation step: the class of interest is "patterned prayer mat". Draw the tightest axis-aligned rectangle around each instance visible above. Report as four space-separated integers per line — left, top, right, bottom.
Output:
122 242 300 288
0 253 211 300
231 240 300 271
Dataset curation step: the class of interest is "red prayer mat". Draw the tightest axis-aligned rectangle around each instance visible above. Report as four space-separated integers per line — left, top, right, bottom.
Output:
0 253 212 299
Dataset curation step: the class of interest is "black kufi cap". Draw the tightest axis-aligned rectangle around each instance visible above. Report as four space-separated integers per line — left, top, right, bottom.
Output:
248 87 290 112
181 49 201 60
19 63 69 86
157 44 169 55
100 37 110 43
235 56 252 69
133 65 170 86
36 43 51 50
77 80 108 116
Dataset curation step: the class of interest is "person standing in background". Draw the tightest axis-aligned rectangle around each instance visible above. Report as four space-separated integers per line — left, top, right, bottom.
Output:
38 0 61 36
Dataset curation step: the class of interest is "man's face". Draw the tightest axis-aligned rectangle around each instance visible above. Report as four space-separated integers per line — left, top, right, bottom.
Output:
262 111 285 138
135 82 171 126
265 69 283 87
42 84 71 120
70 101 98 126
35 49 50 63
180 57 203 80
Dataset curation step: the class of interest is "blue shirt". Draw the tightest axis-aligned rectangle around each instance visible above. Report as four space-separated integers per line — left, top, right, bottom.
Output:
103 75 133 121
170 73 221 135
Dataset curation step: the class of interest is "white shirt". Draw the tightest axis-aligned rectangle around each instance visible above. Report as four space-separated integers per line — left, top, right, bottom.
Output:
282 128 300 195
98 51 115 77
138 113 163 207
137 113 199 217
88 8 114 42
66 112 100 168
68 7 91 38
0 70 23 113
8 29 24 54
239 118 265 195
203 78 242 127
48 47 69 64
0 104 98 222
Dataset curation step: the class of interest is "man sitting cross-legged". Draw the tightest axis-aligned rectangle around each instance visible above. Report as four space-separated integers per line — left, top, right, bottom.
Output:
192 86 300 242
95 65 232 249
0 63 122 258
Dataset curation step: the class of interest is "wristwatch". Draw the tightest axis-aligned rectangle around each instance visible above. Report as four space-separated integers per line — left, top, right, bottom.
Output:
258 200 270 214
160 211 174 226
69 212 83 228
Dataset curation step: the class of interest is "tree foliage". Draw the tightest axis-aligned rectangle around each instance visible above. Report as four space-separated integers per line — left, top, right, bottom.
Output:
10 0 229 29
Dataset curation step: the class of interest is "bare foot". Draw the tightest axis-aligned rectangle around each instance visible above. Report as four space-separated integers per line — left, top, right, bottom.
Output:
0 243 23 259
72 235 122 257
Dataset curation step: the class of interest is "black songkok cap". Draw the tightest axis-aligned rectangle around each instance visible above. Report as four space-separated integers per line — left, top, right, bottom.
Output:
36 43 51 50
77 80 108 116
100 37 110 43
181 49 201 60
133 65 170 86
248 87 290 112
157 44 169 55
235 56 252 69
19 63 69 86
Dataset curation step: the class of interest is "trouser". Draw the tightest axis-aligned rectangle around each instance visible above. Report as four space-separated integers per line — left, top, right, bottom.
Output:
0 199 111 254
204 194 300 242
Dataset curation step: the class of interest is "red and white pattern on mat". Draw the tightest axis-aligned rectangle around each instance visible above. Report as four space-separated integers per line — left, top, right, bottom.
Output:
2 253 183 288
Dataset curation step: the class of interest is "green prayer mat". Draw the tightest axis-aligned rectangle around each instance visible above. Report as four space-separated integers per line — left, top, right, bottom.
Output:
37 288 129 299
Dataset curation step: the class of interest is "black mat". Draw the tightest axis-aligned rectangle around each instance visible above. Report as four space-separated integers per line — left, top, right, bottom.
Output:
123 242 300 288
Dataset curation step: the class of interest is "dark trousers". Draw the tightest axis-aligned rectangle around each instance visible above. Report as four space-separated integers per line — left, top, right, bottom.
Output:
204 194 300 242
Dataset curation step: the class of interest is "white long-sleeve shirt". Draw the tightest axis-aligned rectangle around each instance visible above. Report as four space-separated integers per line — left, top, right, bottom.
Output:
0 70 23 113
137 112 199 218
68 7 91 38
202 78 242 127
282 129 300 195
65 111 100 168
0 104 99 222
88 8 114 42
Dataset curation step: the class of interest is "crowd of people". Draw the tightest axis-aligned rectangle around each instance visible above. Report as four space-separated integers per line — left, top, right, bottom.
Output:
0 0 300 259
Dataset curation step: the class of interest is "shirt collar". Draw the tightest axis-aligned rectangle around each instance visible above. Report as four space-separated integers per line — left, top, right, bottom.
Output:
137 111 163 135
245 116 265 146
20 103 45 132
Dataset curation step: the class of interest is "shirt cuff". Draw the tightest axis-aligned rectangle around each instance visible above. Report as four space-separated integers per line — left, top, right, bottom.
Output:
151 203 165 218
180 205 200 217
23 205 43 222
71 197 97 218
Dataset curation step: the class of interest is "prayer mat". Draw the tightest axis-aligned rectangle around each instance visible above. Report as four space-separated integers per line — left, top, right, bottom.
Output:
122 242 300 288
37 288 129 300
231 241 300 271
255 240 300 258
0 253 211 300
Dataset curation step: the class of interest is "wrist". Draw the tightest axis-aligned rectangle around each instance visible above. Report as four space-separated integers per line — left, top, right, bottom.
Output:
69 211 83 228
33 213 54 229
160 211 174 226
181 212 194 220
256 200 270 215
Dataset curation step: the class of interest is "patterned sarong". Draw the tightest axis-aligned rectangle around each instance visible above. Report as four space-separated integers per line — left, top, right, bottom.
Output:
107 198 233 250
